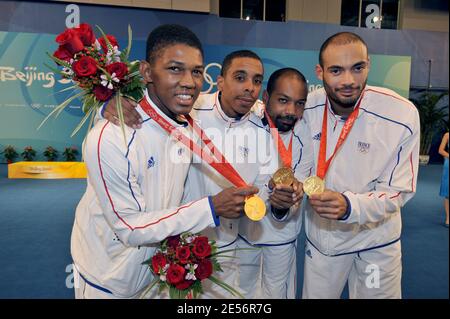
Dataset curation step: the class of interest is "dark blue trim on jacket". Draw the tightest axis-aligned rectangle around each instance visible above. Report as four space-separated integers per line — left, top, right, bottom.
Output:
339 194 352 221
79 272 113 295
238 234 297 247
306 236 401 257
125 130 142 212
389 146 403 186
208 196 221 227
304 103 325 111
218 237 238 249
360 108 413 135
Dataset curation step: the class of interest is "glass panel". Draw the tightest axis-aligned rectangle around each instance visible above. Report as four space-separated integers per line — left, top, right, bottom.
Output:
219 0 241 19
381 0 399 29
341 0 360 27
265 0 286 22
243 0 264 21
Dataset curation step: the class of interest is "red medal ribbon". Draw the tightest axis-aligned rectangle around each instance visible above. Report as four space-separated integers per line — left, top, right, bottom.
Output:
264 110 293 168
140 97 247 188
317 93 364 179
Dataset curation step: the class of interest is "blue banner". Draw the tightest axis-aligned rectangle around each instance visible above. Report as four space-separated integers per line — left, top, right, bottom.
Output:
0 31 411 162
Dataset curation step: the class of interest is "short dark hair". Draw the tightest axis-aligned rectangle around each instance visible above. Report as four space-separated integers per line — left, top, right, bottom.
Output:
266 68 307 96
220 50 263 76
146 24 203 64
319 32 368 67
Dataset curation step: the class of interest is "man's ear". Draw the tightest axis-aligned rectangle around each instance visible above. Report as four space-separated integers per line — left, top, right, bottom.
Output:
315 64 324 81
217 75 224 92
139 60 152 84
367 55 371 72
262 90 269 105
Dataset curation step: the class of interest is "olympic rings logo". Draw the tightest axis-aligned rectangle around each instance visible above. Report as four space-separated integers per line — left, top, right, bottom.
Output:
202 62 222 94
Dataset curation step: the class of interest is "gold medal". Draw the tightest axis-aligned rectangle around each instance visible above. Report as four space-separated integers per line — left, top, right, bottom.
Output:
272 167 295 186
244 195 266 221
303 176 325 196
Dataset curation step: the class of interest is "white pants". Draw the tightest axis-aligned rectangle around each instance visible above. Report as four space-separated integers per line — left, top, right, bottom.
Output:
302 240 402 299
200 240 242 299
237 237 297 299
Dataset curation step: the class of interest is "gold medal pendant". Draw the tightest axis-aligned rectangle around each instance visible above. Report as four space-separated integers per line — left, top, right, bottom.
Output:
272 167 295 186
244 195 266 221
303 176 325 196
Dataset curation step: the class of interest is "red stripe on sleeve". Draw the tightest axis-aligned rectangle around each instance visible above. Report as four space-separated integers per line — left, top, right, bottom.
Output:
97 122 205 231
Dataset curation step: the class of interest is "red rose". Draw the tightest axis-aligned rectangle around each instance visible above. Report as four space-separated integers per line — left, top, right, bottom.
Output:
76 23 96 46
166 264 185 285
192 236 211 259
72 56 98 77
195 259 213 280
98 35 118 52
93 85 114 102
151 253 167 274
106 62 128 80
167 235 180 249
55 28 84 55
53 46 72 62
175 279 194 290
176 246 191 264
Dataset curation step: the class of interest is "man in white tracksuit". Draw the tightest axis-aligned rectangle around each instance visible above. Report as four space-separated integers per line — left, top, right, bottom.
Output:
301 32 420 299
182 51 303 299
237 68 313 299
71 25 258 299
103 52 303 299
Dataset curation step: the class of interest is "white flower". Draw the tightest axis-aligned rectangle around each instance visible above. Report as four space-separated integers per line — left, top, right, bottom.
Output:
100 73 119 90
160 274 166 282
94 39 102 51
185 272 197 281
61 67 73 77
184 263 198 281
106 46 121 64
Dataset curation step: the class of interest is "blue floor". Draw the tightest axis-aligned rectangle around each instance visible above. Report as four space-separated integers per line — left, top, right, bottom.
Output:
0 164 448 299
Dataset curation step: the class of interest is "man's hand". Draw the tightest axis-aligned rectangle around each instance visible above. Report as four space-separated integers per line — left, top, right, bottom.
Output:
309 190 348 220
268 178 303 210
211 186 259 219
103 95 142 129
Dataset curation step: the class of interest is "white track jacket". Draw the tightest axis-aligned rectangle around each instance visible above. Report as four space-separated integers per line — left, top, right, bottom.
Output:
302 86 420 256
71 91 219 298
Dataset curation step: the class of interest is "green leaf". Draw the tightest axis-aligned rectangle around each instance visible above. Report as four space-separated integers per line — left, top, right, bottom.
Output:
86 101 101 133
47 52 71 68
43 62 66 76
169 285 179 299
54 85 78 95
116 93 128 146
96 25 114 53
209 247 257 258
208 276 245 299
70 104 95 137
124 24 132 61
139 278 159 299
37 91 85 131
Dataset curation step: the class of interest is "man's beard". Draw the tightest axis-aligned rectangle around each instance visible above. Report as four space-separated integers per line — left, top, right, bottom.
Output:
275 114 298 132
323 80 367 109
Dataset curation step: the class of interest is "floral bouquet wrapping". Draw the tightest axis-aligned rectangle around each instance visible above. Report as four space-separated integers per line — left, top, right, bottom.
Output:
141 232 245 299
39 23 145 142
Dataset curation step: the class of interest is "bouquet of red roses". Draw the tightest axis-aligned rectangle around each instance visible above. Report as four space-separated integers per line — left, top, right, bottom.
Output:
141 232 244 299
39 23 145 142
